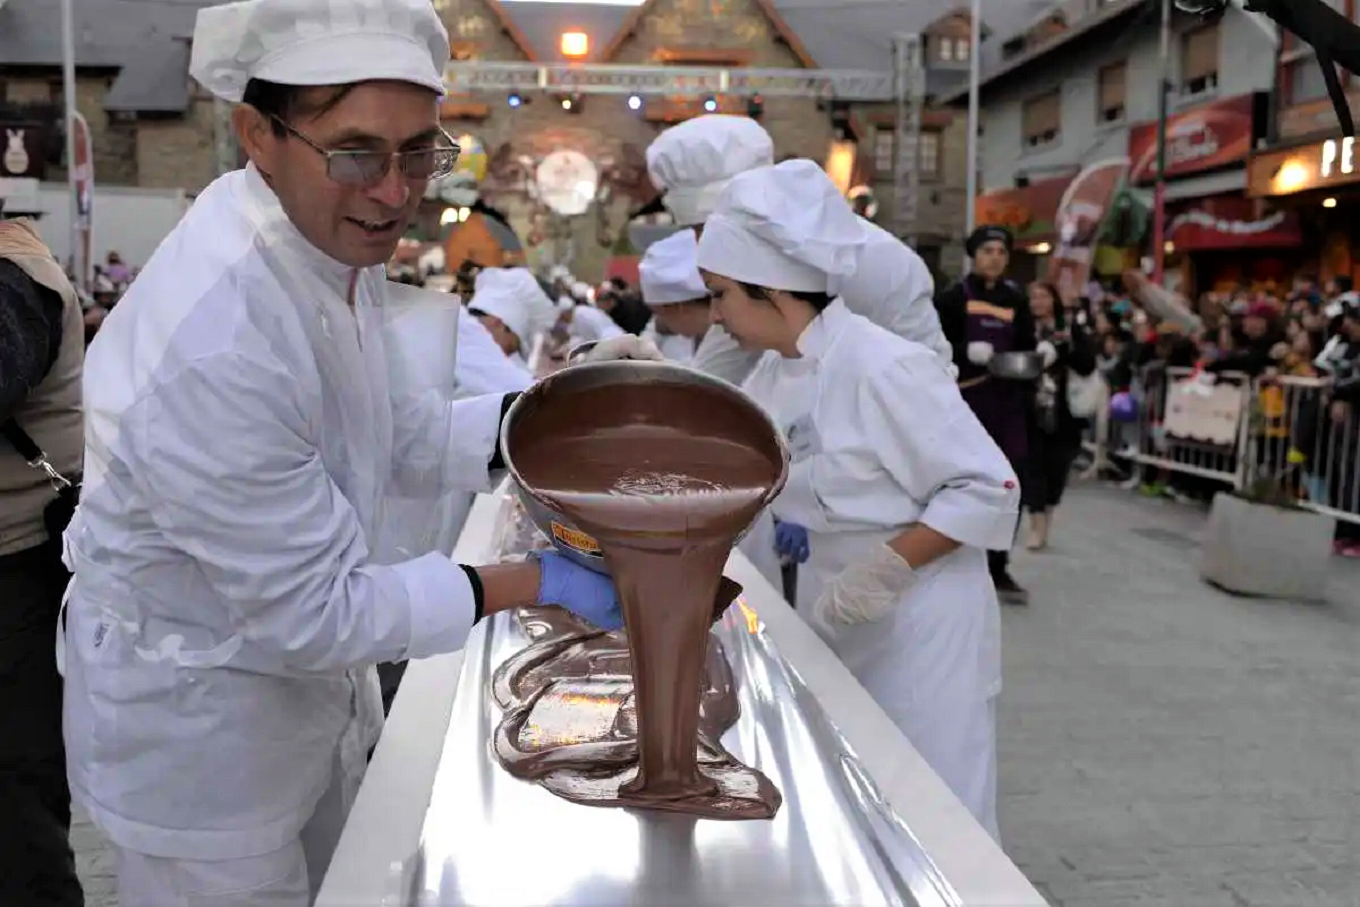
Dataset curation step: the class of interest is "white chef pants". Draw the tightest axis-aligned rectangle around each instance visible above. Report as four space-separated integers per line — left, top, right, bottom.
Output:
114 750 358 907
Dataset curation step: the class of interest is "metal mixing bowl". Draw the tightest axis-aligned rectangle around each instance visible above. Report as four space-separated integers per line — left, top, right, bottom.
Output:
499 359 790 575
988 350 1046 381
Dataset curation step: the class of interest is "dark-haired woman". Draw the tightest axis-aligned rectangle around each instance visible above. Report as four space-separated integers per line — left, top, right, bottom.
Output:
696 159 1019 839
1021 282 1097 550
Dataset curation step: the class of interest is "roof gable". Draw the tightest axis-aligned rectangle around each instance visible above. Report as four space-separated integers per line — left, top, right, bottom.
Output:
438 0 539 60
493 2 634 62
599 0 817 67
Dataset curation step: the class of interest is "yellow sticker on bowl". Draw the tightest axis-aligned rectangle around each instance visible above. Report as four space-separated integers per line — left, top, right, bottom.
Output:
550 522 602 556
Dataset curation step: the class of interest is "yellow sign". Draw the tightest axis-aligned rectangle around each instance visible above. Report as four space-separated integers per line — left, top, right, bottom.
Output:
550 521 602 556
453 134 487 183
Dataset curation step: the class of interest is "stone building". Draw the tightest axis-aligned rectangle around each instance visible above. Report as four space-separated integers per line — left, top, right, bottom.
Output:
0 0 1044 281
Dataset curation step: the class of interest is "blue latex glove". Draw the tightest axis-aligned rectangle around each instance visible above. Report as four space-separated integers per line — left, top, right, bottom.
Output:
535 551 624 630
774 520 811 564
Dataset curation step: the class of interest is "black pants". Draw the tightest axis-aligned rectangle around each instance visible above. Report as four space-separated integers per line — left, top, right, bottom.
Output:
1022 428 1082 512
0 541 83 907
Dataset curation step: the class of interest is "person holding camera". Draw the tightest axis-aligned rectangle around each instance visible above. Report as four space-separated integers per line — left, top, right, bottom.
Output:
0 193 86 905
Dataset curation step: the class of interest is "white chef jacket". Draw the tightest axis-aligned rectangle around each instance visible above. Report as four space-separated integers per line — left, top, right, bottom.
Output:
373 300 533 564
742 299 1016 837
61 165 505 860
691 220 952 386
567 304 625 344
640 321 699 364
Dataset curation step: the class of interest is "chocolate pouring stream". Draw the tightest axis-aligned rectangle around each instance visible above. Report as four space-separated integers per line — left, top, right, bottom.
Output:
501 377 787 819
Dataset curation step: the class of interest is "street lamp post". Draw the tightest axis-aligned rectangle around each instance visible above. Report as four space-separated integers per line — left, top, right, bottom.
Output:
60 0 80 286
964 0 982 272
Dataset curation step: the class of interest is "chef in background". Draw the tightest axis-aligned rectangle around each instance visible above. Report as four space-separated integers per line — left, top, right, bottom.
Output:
561 281 626 347
696 160 1018 839
934 226 1049 606
647 114 954 388
637 228 711 364
467 266 558 371
61 1 659 903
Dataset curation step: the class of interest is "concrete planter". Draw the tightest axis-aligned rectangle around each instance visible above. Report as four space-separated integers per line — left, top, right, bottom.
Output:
1200 491 1333 601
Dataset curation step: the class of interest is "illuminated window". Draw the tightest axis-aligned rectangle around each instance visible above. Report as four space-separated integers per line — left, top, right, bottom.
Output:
561 32 589 58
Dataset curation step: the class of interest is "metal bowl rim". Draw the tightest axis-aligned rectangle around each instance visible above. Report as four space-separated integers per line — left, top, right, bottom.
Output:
498 360 792 530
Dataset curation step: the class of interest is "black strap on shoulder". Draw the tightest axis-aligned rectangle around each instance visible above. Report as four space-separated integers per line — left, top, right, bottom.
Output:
1 418 44 463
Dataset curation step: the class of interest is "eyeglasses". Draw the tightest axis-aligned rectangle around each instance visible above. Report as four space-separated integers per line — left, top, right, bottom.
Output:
271 116 460 186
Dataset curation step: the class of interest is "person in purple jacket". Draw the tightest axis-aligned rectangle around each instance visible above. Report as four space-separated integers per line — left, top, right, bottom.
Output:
933 226 1054 605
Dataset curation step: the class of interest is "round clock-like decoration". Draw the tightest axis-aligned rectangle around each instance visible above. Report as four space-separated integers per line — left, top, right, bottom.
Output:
535 149 599 217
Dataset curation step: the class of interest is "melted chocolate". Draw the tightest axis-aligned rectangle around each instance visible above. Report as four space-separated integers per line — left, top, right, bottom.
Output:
496 379 785 819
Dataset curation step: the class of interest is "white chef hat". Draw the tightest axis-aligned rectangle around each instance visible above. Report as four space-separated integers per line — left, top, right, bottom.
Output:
472 267 557 342
696 160 869 294
189 0 450 104
570 281 591 299
639 229 707 305
646 115 774 227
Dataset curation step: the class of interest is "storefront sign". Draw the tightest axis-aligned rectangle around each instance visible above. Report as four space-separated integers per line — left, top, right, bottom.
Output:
1167 194 1302 251
1127 94 1256 184
0 122 49 180
1321 136 1354 179
973 172 1075 243
1247 136 1360 197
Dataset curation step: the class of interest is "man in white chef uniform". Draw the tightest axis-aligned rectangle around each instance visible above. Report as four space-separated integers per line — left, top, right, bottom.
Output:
467 266 558 371
60 1 661 904
647 115 956 590
637 229 711 364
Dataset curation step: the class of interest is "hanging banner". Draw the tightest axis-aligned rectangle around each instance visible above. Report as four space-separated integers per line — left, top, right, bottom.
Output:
71 110 94 293
1047 158 1129 304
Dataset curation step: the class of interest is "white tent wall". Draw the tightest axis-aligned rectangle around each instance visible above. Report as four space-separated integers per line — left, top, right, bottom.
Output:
29 182 189 272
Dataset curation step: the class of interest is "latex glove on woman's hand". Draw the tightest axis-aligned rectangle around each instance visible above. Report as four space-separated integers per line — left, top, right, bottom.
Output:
534 550 624 630
773 520 811 564
814 543 917 626
571 335 665 363
966 341 995 366
1037 339 1058 368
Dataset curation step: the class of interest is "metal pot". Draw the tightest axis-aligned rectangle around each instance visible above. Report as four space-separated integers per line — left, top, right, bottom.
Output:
988 350 1046 381
499 360 790 575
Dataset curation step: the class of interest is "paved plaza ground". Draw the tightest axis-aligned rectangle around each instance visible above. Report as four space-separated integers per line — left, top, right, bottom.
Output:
74 483 1360 907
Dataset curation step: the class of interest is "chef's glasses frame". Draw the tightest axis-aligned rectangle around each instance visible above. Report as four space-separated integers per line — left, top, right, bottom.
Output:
269 115 461 185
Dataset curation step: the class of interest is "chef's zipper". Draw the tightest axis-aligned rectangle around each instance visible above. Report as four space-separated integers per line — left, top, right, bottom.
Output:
347 268 363 351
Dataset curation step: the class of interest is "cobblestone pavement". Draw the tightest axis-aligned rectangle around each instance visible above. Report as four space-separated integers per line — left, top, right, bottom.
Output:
73 483 1360 906
999 484 1360 907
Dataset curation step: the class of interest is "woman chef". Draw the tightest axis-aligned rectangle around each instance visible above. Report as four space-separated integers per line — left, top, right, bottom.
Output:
637 229 712 364
61 1 660 904
696 159 1019 839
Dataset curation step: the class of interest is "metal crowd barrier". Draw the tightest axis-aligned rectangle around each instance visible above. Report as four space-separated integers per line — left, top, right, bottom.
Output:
1081 365 1360 525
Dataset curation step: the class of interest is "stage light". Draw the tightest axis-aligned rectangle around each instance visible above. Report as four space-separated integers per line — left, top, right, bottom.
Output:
628 94 643 111
703 96 718 113
508 92 523 108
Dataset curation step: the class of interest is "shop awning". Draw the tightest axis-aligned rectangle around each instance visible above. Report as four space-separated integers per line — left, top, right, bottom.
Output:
1167 193 1303 251
974 172 1076 247
1163 169 1247 201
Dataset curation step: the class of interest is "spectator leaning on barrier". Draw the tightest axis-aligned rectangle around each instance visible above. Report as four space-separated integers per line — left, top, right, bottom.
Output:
0 192 86 906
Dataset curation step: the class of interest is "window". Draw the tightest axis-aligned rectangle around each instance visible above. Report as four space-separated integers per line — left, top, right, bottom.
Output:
955 38 969 61
1022 89 1061 148
875 128 894 174
938 37 953 61
1180 23 1219 96
899 131 940 179
873 129 941 179
1097 61 1126 123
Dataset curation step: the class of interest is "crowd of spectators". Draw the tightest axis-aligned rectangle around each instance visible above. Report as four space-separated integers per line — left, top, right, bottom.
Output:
1069 272 1360 555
